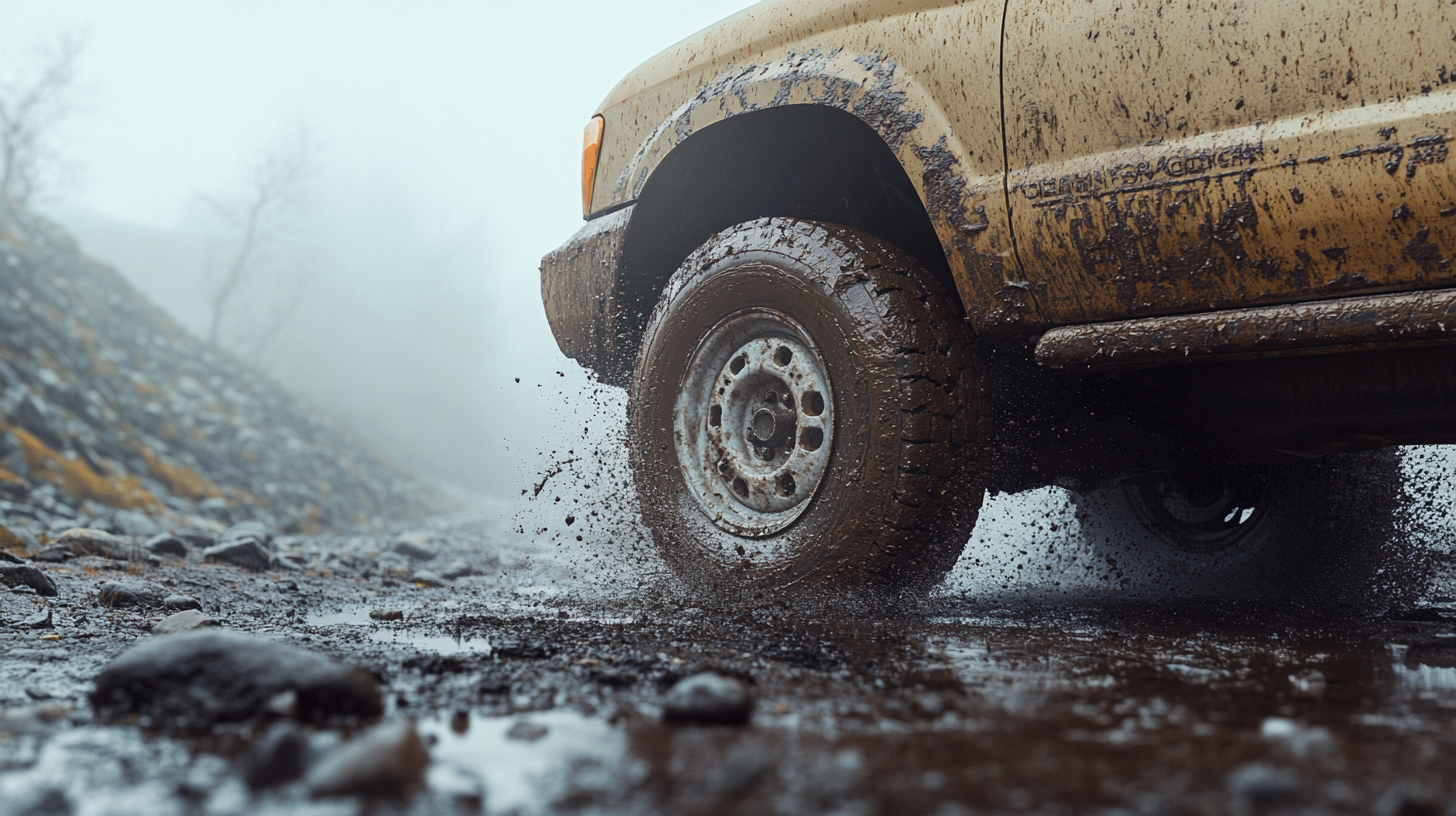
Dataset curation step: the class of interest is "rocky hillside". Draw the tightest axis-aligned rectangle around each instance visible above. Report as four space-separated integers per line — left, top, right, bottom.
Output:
0 197 440 548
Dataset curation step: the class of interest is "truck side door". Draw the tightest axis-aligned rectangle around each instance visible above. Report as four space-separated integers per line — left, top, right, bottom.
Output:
1002 0 1456 327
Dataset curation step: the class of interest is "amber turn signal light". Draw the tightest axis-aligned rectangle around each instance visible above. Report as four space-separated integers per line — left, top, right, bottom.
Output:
581 115 604 217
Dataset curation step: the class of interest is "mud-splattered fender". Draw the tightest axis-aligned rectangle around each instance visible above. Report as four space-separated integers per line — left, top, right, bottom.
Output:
540 207 634 386
596 20 1038 337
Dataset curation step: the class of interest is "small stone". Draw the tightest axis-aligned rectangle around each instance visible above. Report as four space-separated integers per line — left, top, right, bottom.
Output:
392 533 436 561
306 720 430 798
411 570 447 588
30 546 71 563
662 672 754 725
163 593 202 611
369 609 403 621
1227 762 1299 803
0 563 58 597
97 579 165 608
152 609 218 635
0 549 21 563
244 723 312 790
24 687 52 700
441 561 476 580
57 528 139 561
91 630 383 728
505 721 549 742
19 607 53 628
144 535 188 558
203 539 272 571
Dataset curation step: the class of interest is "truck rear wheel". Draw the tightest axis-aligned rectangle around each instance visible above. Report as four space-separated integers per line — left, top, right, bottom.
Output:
628 218 989 600
1072 450 1409 599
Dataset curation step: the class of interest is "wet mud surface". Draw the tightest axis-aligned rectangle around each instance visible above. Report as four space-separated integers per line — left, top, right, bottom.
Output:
3 489 1456 816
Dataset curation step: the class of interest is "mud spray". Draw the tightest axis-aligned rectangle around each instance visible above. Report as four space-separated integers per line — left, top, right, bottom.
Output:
514 366 1453 623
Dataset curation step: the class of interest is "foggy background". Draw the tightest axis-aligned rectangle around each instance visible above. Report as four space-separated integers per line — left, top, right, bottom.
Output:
0 0 753 499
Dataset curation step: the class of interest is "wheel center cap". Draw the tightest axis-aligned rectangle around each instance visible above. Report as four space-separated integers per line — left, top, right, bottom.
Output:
747 406 793 448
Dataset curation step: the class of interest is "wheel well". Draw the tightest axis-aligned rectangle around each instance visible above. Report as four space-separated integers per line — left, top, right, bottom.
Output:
614 105 956 362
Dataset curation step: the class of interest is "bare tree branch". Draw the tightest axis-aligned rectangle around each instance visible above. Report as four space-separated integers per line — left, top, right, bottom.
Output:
204 129 320 354
0 34 83 206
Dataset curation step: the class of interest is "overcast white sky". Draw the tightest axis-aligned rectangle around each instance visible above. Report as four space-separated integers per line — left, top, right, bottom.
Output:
0 0 755 496
2 0 753 302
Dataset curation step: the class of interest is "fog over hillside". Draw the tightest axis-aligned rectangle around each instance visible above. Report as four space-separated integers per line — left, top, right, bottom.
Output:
1 0 755 498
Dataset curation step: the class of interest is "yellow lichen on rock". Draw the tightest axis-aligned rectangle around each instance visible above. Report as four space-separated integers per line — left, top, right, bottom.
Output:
8 425 162 512
0 522 23 556
139 446 220 500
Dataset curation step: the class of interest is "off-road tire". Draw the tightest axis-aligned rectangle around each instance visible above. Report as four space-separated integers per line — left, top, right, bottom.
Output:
1072 449 1414 601
628 218 989 599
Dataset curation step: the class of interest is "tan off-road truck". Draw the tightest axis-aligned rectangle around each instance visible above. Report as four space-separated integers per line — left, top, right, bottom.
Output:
542 0 1456 598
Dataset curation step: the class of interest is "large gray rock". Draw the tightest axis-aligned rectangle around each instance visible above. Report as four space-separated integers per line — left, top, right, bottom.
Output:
90 630 382 729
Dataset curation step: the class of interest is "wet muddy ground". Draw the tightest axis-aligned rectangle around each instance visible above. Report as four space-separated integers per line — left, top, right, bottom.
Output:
3 493 1456 816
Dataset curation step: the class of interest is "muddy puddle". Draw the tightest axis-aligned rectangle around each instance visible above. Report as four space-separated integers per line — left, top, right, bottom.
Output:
2 437 1454 814
7 581 1456 814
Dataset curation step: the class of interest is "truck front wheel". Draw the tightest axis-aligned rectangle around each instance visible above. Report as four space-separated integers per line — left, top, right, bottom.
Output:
627 218 989 600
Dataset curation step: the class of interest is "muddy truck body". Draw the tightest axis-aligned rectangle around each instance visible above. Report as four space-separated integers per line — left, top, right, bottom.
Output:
542 0 1456 597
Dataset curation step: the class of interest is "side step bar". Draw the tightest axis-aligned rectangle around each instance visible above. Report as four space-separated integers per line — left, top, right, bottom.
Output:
1035 287 1456 372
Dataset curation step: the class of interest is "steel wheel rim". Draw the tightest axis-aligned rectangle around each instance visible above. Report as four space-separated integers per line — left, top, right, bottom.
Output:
673 308 834 540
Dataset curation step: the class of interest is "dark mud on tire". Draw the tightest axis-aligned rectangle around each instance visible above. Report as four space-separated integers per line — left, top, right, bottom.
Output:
628 218 990 605
1072 449 1432 608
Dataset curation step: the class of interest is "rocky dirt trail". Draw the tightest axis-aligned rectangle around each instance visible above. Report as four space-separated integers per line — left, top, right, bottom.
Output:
4 497 1456 816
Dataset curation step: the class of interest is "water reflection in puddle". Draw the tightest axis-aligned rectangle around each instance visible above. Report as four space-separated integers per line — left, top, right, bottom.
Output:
370 630 493 654
1390 643 1456 692
307 607 492 653
306 605 375 626
423 709 627 815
